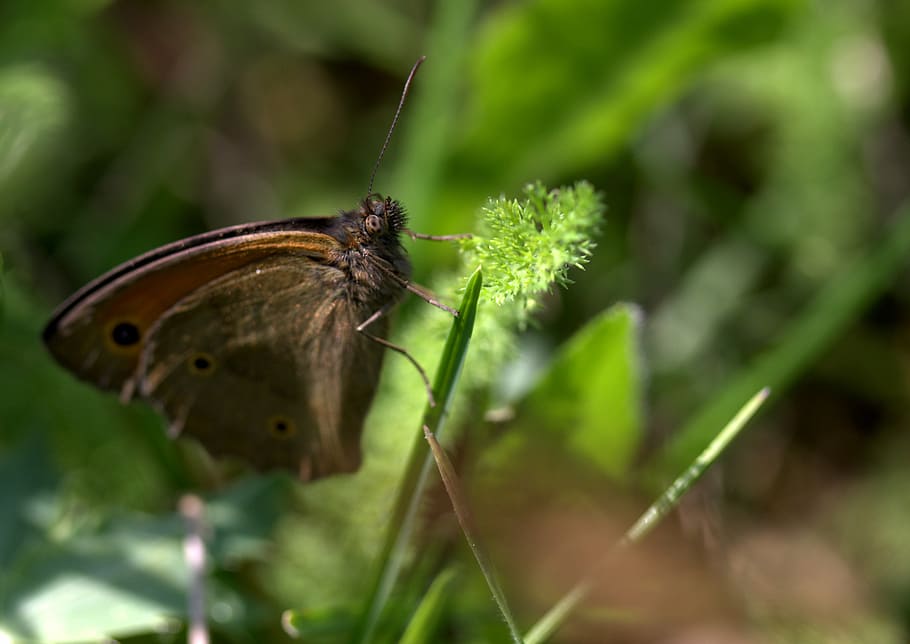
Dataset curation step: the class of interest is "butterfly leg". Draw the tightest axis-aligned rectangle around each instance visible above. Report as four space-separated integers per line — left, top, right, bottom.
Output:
357 308 436 407
404 282 458 317
382 263 460 316
404 229 472 242
400 229 470 315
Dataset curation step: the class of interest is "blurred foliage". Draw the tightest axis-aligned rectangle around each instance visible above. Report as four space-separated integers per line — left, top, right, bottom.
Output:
2 0 910 642
480 303 643 482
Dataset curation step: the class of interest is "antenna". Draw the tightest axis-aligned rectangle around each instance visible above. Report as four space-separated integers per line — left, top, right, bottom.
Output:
367 55 425 195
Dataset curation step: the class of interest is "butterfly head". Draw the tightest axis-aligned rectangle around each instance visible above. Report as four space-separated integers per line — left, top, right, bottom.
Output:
358 194 407 241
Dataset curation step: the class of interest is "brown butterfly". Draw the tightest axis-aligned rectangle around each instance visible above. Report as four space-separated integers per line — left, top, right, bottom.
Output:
42 57 464 481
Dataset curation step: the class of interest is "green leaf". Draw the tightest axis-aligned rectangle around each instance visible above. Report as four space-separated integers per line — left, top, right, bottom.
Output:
516 303 644 478
206 474 294 565
0 470 290 643
0 517 187 643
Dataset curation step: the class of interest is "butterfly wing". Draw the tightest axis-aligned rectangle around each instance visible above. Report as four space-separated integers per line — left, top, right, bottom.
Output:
43 221 339 397
136 255 386 478
43 220 388 478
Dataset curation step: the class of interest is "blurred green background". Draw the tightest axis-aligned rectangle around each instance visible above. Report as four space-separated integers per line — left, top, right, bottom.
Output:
3 0 910 642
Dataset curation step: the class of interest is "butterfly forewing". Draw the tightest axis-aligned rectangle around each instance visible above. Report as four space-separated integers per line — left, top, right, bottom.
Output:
43 225 341 397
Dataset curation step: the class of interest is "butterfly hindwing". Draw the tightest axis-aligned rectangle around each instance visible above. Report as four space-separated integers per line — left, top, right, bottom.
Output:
136 254 388 478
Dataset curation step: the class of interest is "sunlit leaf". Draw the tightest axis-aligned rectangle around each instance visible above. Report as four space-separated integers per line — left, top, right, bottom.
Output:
512 303 644 478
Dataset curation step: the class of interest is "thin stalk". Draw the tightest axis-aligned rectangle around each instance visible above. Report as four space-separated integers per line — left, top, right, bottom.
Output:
350 268 482 643
425 427 524 643
524 387 771 644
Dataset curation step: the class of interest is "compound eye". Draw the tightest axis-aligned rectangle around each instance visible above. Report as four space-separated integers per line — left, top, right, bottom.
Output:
365 213 383 234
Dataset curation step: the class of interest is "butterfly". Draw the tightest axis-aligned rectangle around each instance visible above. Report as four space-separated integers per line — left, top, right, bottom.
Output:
42 57 464 481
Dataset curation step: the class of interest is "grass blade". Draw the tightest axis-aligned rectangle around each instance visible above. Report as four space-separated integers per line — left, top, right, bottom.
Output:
424 427 524 643
654 201 910 475
523 387 771 644
398 568 458 644
350 268 482 643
